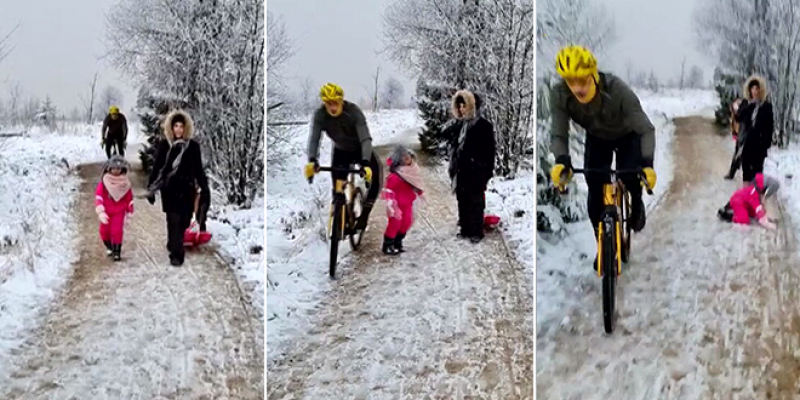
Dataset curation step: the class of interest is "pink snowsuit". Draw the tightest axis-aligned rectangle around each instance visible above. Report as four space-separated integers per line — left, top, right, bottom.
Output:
383 168 423 239
95 176 134 244
729 174 767 224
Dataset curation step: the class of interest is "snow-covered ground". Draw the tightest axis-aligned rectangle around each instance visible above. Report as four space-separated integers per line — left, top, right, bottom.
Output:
266 108 424 353
0 121 264 376
536 89 719 333
0 125 105 373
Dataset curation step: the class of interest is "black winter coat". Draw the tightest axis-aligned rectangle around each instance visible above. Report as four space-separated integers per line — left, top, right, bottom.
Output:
445 117 496 192
148 139 209 214
736 99 774 157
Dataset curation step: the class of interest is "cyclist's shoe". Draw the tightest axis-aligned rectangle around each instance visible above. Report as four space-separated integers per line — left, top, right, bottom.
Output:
630 196 646 232
395 232 406 252
382 236 400 256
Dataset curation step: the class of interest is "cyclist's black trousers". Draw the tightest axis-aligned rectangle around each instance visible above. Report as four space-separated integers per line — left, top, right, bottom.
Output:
105 137 125 159
331 147 383 212
584 133 643 229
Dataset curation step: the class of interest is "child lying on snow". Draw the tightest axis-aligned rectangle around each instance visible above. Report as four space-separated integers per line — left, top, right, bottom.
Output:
95 155 134 261
382 145 425 255
717 172 780 229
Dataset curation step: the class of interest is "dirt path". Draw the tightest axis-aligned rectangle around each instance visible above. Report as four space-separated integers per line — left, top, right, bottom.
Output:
0 161 263 399
537 116 800 399
267 132 534 399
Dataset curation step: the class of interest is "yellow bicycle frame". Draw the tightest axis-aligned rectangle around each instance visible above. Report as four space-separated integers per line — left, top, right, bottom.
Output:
327 179 348 234
596 182 625 278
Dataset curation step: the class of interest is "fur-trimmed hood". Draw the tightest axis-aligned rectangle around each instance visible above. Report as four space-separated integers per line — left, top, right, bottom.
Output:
743 75 769 102
451 90 476 120
162 110 195 143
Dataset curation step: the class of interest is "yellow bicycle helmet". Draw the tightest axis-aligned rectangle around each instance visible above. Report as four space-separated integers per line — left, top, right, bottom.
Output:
319 83 344 102
555 45 599 81
109 105 120 114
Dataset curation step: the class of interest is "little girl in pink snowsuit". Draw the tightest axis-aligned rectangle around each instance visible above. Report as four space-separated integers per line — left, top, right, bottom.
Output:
718 172 779 229
95 155 134 261
382 146 424 255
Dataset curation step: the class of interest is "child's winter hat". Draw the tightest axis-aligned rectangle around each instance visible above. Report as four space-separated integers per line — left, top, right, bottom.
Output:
387 145 416 172
754 172 780 198
104 155 130 173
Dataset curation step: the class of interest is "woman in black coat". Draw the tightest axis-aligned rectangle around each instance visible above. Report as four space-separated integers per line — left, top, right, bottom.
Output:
735 75 774 183
147 110 210 266
445 89 496 243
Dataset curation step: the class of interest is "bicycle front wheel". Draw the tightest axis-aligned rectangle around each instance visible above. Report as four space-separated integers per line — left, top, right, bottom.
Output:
329 205 344 279
349 188 365 250
601 220 618 333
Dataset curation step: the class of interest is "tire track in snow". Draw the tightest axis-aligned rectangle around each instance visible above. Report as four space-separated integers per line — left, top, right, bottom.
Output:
267 133 533 399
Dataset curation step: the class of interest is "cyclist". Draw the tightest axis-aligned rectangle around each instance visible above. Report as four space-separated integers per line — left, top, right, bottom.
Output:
305 83 382 231
101 106 128 159
549 45 657 268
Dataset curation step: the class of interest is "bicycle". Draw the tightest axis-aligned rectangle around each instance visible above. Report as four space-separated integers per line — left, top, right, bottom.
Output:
565 168 652 333
309 164 369 279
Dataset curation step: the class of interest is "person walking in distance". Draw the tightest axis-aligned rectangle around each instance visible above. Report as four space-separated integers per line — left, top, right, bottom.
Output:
101 106 128 159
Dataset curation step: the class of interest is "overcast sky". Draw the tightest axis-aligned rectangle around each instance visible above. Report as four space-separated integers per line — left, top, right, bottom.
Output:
268 0 416 106
0 0 135 114
596 0 715 84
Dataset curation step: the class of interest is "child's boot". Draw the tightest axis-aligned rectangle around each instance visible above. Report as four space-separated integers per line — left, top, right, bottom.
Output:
103 240 113 257
395 232 406 252
382 236 400 256
113 244 122 262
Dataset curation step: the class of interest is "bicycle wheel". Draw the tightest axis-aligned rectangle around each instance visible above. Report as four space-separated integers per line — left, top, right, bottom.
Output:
348 188 365 250
620 190 632 263
329 204 344 279
601 219 618 333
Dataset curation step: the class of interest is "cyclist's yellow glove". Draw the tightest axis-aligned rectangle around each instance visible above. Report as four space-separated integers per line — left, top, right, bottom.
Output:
362 166 373 183
642 167 657 190
303 162 317 180
550 163 572 189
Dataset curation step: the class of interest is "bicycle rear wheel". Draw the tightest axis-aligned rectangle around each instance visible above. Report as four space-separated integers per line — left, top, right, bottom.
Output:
348 188 365 250
601 219 618 333
329 205 344 279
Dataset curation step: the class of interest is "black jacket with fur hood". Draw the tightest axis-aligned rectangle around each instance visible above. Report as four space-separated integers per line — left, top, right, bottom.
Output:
444 89 496 192
148 110 210 214
736 75 774 157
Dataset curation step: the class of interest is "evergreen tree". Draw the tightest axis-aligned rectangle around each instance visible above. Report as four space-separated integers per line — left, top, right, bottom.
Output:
415 78 455 156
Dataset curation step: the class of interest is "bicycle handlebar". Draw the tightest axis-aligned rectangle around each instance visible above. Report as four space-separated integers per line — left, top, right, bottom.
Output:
566 167 653 195
308 165 369 186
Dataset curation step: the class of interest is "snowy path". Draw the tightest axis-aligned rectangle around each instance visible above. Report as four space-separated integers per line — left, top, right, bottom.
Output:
537 116 800 399
0 162 263 399
267 132 534 399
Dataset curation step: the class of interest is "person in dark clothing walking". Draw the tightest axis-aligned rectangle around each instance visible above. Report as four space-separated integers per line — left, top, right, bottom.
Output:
725 98 745 180
735 75 774 183
101 106 129 159
445 89 496 243
146 110 209 266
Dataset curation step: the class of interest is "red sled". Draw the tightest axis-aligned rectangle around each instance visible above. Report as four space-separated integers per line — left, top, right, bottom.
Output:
184 221 212 247
484 214 501 230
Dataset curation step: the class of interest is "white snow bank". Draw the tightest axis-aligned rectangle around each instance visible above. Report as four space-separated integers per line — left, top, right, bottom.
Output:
0 130 105 375
266 109 421 354
764 146 800 231
536 89 719 331
486 171 535 276
207 198 265 320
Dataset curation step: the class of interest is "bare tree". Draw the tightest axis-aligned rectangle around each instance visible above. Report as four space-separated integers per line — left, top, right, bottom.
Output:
362 66 380 112
647 70 660 92
265 12 296 168
679 56 687 89
7 82 22 125
687 66 704 88
381 76 404 109
98 85 124 113
79 72 99 124
298 76 316 115
109 0 265 205
0 25 17 65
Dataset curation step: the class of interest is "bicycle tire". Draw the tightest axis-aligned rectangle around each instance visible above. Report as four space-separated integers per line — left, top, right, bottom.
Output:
348 188 365 250
329 205 343 279
601 219 618 333
620 190 632 263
